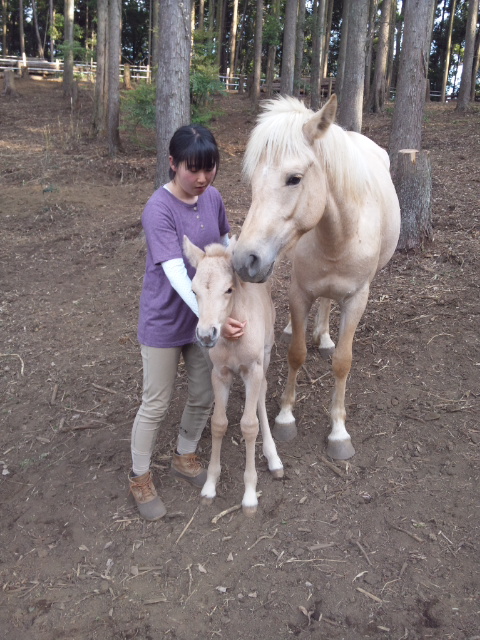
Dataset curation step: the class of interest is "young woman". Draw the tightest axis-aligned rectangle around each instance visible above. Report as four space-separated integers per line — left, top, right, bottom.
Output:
129 124 245 521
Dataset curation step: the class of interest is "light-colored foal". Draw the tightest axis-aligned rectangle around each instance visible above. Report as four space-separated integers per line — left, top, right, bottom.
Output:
184 237 283 516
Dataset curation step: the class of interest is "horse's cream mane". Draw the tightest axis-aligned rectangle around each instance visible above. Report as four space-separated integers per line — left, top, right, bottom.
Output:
243 96 371 202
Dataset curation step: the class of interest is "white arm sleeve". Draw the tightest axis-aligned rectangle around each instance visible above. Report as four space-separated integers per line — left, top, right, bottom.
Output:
220 233 230 247
162 258 199 317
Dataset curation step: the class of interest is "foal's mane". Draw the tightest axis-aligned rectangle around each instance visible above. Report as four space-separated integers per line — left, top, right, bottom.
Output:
243 96 372 202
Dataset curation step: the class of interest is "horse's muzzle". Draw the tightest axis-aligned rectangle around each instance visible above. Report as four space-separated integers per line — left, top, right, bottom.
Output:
232 252 275 283
196 326 219 349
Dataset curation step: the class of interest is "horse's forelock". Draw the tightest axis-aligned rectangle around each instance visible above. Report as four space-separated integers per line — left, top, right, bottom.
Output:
243 96 372 203
243 96 315 181
204 243 230 259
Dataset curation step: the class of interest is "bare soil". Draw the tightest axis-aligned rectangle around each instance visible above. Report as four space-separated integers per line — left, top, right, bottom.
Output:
1 77 479 640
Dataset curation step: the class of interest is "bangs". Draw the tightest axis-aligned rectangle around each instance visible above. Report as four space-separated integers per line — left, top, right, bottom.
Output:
184 146 218 172
182 134 220 173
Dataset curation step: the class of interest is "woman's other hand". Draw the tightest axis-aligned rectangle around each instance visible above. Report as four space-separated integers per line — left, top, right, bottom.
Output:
221 318 246 340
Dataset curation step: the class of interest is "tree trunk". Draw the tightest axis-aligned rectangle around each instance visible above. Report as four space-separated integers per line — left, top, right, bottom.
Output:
3 69 18 96
2 0 7 56
456 0 479 111
310 0 327 111
294 0 307 97
63 0 75 99
124 63 132 90
32 0 44 58
389 0 436 175
151 0 160 68
369 0 393 112
364 0 378 108
252 0 263 108
280 0 297 95
335 0 349 101
337 0 369 132
322 0 334 78
107 0 122 156
19 0 25 59
441 0 456 102
265 0 280 98
229 0 239 80
93 0 108 135
395 150 433 251
156 0 192 187
49 0 55 62
471 28 480 101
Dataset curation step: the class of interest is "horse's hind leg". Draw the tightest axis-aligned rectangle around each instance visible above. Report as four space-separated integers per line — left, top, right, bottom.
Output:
326 289 369 460
312 297 335 358
273 295 311 442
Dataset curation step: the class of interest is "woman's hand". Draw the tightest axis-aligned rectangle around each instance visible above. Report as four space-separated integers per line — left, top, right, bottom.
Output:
221 318 246 340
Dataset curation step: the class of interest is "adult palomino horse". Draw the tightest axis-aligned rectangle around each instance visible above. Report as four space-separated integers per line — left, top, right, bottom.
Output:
183 237 283 516
232 95 400 460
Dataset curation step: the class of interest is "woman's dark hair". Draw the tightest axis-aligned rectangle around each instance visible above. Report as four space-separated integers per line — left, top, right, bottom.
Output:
169 125 220 180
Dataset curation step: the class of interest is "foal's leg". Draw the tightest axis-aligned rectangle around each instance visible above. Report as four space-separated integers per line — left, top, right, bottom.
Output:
312 297 335 358
273 294 311 442
200 368 232 504
240 364 264 516
257 372 283 478
326 288 369 460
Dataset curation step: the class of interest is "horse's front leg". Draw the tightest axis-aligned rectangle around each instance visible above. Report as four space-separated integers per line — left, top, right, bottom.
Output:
312 297 335 358
200 367 232 505
273 295 311 442
240 365 264 516
326 288 369 460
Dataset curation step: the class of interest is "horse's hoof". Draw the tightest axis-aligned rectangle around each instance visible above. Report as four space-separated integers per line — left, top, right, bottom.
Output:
270 467 284 479
318 346 335 360
201 495 214 505
242 505 257 517
326 439 356 460
273 420 297 442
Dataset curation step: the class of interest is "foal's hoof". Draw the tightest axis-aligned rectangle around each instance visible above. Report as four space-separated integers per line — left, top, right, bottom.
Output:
326 439 356 460
273 420 297 442
318 346 335 360
201 495 214 506
270 467 284 479
242 505 257 518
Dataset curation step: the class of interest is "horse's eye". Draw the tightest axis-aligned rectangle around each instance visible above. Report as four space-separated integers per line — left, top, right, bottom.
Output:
286 175 301 186
226 288 233 294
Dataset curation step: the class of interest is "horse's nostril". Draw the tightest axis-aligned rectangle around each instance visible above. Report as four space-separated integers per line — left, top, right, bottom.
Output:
211 327 218 340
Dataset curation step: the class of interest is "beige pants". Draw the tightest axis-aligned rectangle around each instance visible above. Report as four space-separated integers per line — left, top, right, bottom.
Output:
131 343 213 475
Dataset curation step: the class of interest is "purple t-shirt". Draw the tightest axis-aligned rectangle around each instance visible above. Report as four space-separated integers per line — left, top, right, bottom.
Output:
138 185 230 348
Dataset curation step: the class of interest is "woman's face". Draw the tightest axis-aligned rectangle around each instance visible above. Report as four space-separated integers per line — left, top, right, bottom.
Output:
170 158 217 201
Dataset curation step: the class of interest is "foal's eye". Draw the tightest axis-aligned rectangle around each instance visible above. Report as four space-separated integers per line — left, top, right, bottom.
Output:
286 175 302 186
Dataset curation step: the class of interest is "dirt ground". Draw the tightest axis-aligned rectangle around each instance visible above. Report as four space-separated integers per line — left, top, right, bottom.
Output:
0 77 479 640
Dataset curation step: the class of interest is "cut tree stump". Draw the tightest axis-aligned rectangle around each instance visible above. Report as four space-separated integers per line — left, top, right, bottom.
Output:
3 69 19 97
394 149 433 251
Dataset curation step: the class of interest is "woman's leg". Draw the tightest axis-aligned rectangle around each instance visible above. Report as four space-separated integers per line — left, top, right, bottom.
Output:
177 342 214 452
131 344 181 475
129 345 180 521
171 343 214 487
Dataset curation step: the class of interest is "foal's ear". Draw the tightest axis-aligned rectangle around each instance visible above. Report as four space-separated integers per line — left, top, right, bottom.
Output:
183 235 205 268
303 94 337 146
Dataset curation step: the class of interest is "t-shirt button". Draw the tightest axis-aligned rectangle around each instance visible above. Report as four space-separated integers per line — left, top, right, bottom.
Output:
201 224 204 229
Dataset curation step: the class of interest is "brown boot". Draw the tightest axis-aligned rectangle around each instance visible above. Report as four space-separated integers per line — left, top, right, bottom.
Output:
170 453 207 488
128 470 166 521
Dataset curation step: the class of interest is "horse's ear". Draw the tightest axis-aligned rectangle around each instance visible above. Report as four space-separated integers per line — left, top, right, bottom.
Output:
183 235 205 268
303 94 337 146
227 235 237 255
